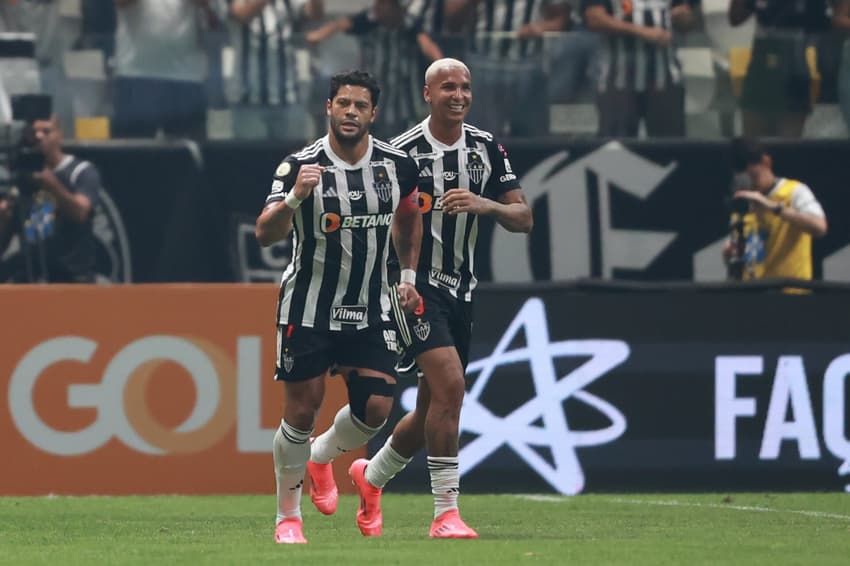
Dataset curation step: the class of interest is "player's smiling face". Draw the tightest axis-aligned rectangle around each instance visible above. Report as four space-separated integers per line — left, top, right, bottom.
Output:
425 66 472 125
327 85 375 145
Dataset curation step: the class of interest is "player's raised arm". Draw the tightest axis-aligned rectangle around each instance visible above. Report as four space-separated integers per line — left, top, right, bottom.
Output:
256 160 321 246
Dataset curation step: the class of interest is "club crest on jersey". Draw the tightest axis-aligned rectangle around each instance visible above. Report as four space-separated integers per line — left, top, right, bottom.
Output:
414 318 431 341
282 351 295 373
372 165 393 203
466 150 485 184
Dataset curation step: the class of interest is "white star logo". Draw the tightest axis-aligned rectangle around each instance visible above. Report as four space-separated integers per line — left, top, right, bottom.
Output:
402 298 630 494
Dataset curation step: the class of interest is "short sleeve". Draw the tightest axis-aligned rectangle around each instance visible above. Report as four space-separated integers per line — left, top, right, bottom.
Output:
484 139 521 200
266 156 301 205
789 183 826 218
397 156 419 198
72 162 102 207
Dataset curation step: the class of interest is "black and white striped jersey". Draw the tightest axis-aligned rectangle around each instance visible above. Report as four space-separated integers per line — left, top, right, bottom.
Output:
348 10 424 134
472 0 569 60
228 0 304 105
390 118 521 302
583 0 698 93
266 135 419 330
406 0 447 37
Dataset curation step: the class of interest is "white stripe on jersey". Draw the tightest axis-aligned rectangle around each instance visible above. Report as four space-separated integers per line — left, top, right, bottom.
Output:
390 123 424 148
70 161 90 186
293 139 323 160
429 153 446 280
373 138 410 159
303 191 326 327
356 164 380 330
279 207 302 323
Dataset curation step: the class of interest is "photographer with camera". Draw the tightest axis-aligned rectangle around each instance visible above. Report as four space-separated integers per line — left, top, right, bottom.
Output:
0 113 103 283
723 137 827 281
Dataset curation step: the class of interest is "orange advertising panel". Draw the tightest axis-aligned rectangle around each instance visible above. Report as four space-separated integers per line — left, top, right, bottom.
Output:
0 284 363 495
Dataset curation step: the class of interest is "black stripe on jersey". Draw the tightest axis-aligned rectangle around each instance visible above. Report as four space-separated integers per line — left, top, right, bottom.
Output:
644 9 657 91
440 149 460 275
314 166 342 323
367 193 393 321
286 200 316 326
482 0 495 54
342 169 368 306
406 138 437 277
433 0 444 35
498 0 515 59
519 0 536 58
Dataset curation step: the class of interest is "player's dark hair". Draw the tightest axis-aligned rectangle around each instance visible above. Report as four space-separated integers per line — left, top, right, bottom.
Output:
731 137 767 172
328 70 381 107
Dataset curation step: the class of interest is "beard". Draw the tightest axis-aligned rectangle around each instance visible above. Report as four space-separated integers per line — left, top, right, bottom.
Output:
329 116 368 147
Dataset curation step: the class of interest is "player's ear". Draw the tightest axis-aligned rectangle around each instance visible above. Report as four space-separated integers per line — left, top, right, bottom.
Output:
326 98 332 116
423 84 430 104
369 106 377 123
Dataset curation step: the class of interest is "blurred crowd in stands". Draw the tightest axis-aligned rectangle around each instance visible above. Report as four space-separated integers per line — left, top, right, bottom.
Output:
2 0 850 141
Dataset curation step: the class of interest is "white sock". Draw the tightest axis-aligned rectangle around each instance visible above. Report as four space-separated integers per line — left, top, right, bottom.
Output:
428 456 460 519
310 404 384 465
274 419 312 523
364 436 413 488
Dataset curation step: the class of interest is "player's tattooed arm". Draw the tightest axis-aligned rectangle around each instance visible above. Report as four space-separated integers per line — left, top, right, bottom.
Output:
393 188 422 312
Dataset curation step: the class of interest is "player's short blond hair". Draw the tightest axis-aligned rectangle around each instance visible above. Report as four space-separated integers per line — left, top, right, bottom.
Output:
424 58 471 85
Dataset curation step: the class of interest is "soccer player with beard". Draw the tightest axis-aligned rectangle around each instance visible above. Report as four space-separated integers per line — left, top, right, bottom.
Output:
255 70 422 544
308 58 533 538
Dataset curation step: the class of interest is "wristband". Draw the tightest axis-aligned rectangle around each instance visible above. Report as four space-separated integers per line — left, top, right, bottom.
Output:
400 269 416 285
284 192 303 209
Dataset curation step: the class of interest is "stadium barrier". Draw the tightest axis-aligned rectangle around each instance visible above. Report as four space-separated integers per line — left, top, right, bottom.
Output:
63 138 850 284
3 281 849 495
1 284 362 496
372 279 850 494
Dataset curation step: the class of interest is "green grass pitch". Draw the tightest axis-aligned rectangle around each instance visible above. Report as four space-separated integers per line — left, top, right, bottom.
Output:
1 493 848 565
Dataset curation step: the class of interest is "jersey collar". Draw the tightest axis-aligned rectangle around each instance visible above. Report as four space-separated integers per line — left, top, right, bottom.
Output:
421 116 466 152
321 134 374 170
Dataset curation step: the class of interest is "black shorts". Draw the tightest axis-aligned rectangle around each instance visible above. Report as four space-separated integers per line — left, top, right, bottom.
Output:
275 323 400 382
390 283 473 379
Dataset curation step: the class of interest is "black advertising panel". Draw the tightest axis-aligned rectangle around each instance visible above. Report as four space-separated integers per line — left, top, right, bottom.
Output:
372 284 850 493
60 139 850 283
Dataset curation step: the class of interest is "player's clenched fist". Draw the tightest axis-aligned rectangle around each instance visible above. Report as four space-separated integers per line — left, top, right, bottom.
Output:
293 164 324 200
396 282 420 313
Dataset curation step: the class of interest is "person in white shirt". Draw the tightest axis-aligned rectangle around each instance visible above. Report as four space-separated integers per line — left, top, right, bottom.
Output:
112 0 225 139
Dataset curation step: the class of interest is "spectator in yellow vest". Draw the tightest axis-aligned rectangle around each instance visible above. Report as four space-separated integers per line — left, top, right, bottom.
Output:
723 137 827 280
